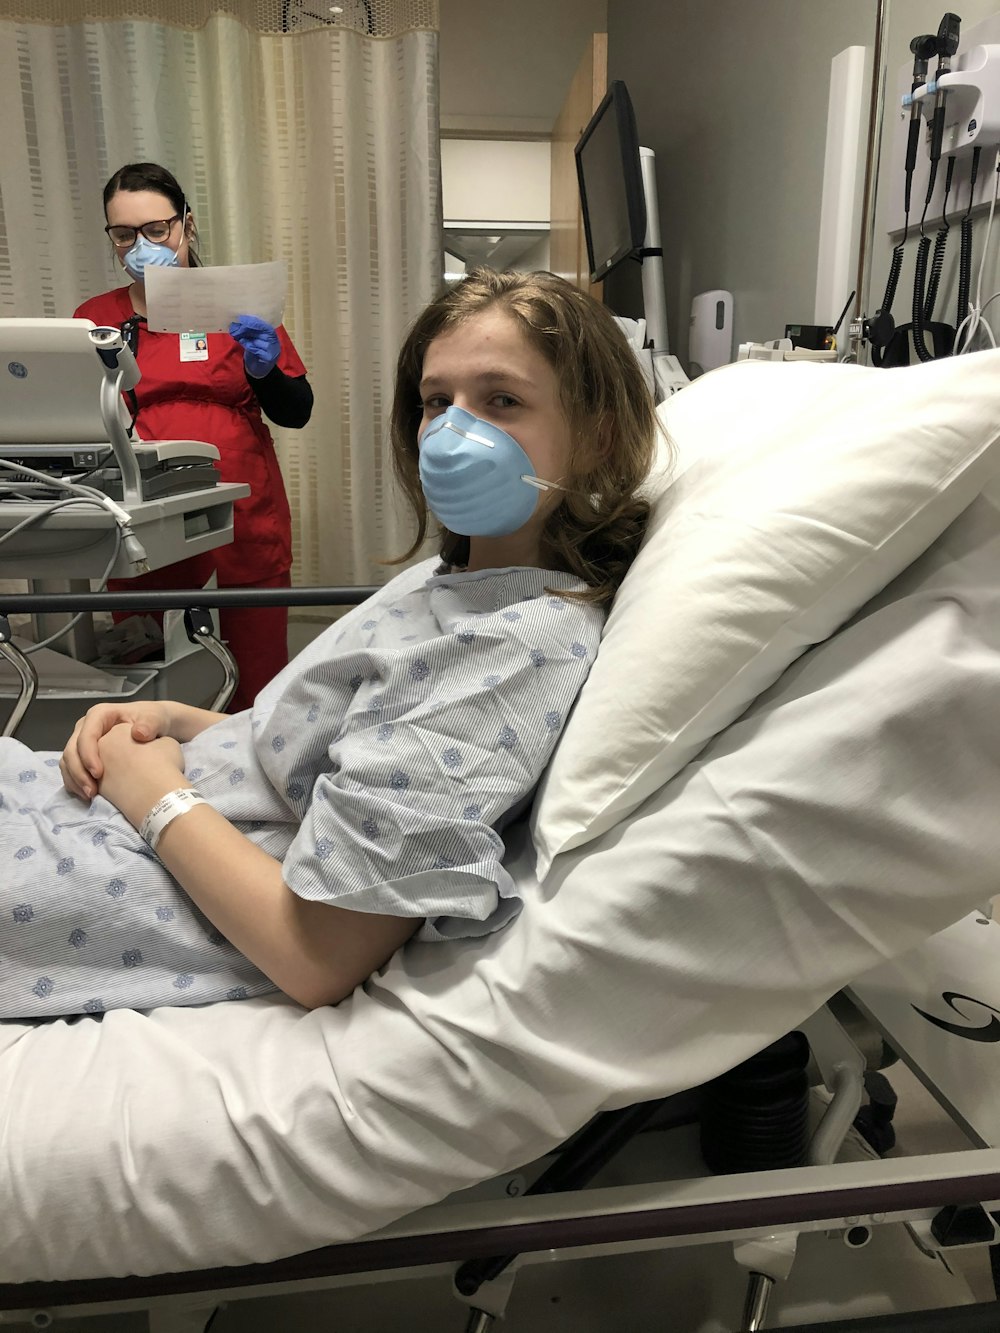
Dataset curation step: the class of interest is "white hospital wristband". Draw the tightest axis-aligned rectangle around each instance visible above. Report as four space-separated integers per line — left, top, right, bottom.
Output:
139 787 207 852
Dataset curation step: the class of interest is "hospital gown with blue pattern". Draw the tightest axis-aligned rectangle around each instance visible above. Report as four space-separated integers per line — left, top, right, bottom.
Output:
0 560 603 1019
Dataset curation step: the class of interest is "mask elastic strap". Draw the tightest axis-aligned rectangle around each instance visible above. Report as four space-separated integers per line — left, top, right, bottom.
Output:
521 475 566 493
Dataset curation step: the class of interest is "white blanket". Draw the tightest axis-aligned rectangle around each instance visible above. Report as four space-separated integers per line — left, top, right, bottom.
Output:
0 491 998 1283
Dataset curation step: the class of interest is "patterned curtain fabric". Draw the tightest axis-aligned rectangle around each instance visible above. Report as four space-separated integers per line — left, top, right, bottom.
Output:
0 0 442 589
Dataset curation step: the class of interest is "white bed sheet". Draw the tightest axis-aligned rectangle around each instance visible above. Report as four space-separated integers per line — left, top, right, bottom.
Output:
1 491 999 1284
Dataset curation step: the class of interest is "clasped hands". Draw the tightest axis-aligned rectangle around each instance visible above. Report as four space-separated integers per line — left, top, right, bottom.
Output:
60 703 186 828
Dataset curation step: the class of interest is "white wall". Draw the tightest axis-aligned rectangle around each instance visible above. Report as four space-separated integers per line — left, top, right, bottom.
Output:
441 140 551 223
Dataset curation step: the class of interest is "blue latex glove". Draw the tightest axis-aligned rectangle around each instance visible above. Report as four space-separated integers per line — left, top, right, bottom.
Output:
229 314 281 378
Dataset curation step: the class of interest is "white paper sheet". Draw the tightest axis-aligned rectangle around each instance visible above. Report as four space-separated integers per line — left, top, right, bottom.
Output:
144 261 287 333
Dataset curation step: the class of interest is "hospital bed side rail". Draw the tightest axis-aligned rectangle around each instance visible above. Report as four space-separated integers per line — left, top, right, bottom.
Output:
0 586 380 613
0 586 380 730
0 1150 999 1312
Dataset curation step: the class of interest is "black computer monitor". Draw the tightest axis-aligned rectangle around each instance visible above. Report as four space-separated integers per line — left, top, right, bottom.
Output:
575 80 647 285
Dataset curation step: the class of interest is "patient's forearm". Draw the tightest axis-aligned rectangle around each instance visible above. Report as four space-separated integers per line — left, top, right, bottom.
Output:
97 728 419 1008
154 806 419 1009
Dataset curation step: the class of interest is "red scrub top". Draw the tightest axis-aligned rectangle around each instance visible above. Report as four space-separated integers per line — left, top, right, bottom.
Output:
74 285 307 584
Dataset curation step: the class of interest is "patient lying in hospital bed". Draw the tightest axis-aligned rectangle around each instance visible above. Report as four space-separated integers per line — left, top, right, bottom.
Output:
1 291 999 1292
0 267 657 1017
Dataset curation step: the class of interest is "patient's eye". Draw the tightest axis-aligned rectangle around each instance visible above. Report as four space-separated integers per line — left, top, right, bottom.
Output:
422 394 450 413
489 392 519 409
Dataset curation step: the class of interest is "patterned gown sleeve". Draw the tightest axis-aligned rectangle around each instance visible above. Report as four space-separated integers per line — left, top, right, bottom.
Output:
277 593 603 940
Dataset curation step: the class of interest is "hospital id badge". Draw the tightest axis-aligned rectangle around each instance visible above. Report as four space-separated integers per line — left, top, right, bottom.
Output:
179 331 209 362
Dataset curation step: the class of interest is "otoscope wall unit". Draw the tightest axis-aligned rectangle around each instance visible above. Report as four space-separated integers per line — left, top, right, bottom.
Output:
887 10 1000 236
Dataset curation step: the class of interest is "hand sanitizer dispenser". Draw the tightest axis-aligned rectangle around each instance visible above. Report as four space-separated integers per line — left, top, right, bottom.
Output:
689 290 734 377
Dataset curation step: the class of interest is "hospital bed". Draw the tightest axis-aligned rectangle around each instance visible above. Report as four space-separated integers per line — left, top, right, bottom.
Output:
1 349 999 1332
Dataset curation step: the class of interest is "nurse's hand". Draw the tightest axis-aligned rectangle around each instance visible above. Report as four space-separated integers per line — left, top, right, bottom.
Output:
60 701 174 800
229 314 281 377
95 724 186 827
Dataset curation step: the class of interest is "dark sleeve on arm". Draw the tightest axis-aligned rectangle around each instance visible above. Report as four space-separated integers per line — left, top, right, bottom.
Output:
247 365 314 429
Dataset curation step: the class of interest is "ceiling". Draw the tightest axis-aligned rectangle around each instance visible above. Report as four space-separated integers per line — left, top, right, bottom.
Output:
438 0 608 136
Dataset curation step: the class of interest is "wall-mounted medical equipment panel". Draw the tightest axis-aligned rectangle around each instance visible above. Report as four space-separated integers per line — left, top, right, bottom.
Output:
887 10 1000 235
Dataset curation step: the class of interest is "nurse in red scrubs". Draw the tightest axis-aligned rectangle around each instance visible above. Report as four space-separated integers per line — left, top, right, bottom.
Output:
75 162 314 712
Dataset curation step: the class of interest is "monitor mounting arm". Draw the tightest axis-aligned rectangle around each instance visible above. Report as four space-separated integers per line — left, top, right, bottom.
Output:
638 147 689 399
88 326 143 510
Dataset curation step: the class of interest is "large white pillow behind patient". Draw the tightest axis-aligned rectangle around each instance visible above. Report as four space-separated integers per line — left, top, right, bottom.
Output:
532 348 1000 874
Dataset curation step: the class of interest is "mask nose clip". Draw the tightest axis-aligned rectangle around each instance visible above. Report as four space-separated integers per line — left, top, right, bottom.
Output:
442 420 497 450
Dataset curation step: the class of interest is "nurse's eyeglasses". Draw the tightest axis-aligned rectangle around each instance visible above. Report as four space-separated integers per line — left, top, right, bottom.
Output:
104 215 181 248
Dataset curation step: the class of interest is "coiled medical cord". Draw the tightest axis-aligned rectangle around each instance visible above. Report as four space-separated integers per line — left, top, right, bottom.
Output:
870 34 938 368
922 154 956 324
911 252 935 361
911 154 943 363
955 148 1000 354
871 245 904 368
870 146 918 366
911 13 962 362
956 147 982 329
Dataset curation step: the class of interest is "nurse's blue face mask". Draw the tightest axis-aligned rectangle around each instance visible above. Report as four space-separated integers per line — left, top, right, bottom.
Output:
122 234 181 282
418 405 565 538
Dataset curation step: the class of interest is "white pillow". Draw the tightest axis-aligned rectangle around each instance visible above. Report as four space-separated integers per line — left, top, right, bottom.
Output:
531 349 1000 875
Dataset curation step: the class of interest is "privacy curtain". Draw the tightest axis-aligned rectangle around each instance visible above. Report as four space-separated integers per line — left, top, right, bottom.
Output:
0 0 442 589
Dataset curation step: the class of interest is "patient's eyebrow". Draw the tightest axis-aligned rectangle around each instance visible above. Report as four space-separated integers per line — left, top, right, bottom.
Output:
420 370 537 393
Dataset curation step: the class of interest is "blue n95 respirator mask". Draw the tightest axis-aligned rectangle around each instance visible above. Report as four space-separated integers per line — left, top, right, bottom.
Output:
122 235 181 282
418 405 563 537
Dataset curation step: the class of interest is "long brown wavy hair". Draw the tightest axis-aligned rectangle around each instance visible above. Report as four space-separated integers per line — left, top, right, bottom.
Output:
389 268 662 606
